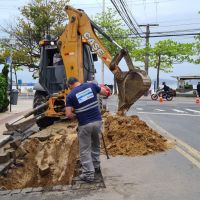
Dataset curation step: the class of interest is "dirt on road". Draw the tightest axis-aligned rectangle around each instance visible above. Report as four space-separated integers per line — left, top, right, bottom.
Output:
0 112 172 190
102 112 171 156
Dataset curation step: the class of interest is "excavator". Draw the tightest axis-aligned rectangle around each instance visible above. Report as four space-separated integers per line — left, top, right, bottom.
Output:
5 6 151 132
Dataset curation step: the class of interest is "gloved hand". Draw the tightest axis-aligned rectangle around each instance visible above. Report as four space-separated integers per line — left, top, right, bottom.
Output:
100 84 111 97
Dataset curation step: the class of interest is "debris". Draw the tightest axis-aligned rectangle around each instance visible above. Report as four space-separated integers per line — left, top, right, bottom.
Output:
10 139 22 149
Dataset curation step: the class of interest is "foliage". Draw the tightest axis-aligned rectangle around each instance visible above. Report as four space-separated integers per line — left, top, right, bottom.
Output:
132 39 193 88
94 8 140 57
133 39 193 72
0 64 9 112
0 0 70 68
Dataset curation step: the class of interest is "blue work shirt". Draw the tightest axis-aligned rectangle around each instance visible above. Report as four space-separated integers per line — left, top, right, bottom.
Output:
66 83 101 125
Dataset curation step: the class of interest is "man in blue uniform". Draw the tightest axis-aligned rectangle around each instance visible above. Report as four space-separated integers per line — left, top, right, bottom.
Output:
65 77 110 182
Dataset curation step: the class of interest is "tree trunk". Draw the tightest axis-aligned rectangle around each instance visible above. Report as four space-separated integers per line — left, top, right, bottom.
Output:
113 77 117 95
156 55 161 90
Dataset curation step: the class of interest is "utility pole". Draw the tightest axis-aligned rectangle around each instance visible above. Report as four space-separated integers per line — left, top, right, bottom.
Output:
101 0 105 84
139 24 159 75
9 36 15 112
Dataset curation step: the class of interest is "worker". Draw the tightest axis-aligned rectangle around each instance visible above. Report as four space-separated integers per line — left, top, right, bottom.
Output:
65 77 110 182
197 82 200 97
162 82 170 92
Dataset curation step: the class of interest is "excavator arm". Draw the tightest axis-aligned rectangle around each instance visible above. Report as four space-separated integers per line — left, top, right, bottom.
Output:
59 5 151 111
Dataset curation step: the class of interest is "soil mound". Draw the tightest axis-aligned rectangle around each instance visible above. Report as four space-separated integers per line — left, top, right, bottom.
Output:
102 113 171 156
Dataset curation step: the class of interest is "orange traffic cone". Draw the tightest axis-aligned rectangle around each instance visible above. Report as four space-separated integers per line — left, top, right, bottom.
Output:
159 94 163 103
195 97 200 104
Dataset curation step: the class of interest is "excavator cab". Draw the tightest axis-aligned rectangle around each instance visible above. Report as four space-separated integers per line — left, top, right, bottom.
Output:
37 35 96 95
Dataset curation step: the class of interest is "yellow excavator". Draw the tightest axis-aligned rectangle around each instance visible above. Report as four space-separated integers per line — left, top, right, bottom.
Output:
5 6 151 131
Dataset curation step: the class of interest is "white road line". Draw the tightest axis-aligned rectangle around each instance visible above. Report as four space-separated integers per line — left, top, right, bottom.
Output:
155 109 166 112
172 109 186 113
185 109 200 114
136 108 144 111
138 112 200 117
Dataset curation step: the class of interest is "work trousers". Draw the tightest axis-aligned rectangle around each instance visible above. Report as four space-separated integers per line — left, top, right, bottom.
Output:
77 121 102 174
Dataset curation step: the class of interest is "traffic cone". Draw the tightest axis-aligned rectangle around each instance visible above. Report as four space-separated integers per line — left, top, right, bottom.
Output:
159 94 163 103
195 97 200 104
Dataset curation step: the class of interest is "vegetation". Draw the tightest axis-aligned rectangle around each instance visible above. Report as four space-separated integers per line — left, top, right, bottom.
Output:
0 64 9 112
0 0 70 69
132 39 193 88
94 8 140 93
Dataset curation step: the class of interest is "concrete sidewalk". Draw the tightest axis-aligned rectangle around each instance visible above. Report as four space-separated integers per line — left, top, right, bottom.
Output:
0 98 33 133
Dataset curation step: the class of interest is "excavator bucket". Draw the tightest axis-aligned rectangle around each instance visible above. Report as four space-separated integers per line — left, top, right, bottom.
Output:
117 70 151 111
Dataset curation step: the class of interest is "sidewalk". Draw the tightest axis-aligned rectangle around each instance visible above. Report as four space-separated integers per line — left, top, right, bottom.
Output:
0 98 33 134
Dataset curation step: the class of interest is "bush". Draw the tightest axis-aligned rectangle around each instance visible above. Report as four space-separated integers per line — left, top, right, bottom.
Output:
0 64 9 112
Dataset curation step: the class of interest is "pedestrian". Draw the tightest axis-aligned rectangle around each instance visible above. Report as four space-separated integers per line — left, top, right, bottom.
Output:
197 82 200 97
65 77 110 182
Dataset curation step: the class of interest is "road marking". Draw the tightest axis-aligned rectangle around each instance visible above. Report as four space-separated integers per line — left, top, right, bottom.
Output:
138 112 200 117
175 146 200 169
155 109 165 112
146 119 200 168
136 108 144 111
172 109 186 113
185 109 200 114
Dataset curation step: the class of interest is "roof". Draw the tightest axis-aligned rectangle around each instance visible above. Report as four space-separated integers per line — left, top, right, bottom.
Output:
172 75 200 80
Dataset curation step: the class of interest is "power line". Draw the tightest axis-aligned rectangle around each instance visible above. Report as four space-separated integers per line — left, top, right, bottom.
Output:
151 28 200 34
110 0 143 37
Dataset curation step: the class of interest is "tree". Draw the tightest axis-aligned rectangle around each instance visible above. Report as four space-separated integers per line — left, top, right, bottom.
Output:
132 39 193 89
0 0 69 69
94 8 140 93
0 64 9 112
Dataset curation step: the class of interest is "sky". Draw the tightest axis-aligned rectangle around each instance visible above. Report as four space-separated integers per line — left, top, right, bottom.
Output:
0 0 200 86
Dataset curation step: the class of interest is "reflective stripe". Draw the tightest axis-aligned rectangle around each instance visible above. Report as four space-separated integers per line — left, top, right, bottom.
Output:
75 100 98 112
75 103 99 113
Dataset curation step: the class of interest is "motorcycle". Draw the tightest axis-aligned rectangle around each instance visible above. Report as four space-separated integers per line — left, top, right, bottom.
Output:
151 89 174 101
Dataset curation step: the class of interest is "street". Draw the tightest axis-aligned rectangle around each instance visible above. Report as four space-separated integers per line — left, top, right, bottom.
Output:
1 96 200 200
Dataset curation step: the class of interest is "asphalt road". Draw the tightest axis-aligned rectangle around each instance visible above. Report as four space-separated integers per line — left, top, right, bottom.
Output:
1 96 200 200
106 96 200 151
106 96 200 159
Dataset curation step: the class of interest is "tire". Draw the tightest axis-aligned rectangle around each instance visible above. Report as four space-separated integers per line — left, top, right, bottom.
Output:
33 91 57 129
151 94 158 100
166 94 173 101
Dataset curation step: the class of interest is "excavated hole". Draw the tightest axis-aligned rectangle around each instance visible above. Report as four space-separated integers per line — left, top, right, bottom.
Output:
0 112 173 190
0 120 79 190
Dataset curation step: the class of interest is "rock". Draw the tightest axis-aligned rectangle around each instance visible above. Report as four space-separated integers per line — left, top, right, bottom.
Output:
15 146 27 158
31 132 52 142
39 164 50 176
10 139 22 149
14 159 24 167
0 151 10 164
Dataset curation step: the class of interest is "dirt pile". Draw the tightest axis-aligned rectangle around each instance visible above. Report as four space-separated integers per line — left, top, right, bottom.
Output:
102 113 171 156
0 120 78 190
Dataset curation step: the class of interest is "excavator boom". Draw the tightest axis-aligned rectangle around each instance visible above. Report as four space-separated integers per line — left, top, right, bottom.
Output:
59 6 151 111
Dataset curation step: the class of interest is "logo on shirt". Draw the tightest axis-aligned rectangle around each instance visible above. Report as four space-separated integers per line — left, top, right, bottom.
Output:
76 88 94 103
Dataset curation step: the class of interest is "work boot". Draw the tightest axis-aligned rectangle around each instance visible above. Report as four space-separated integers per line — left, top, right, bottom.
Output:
79 172 94 183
